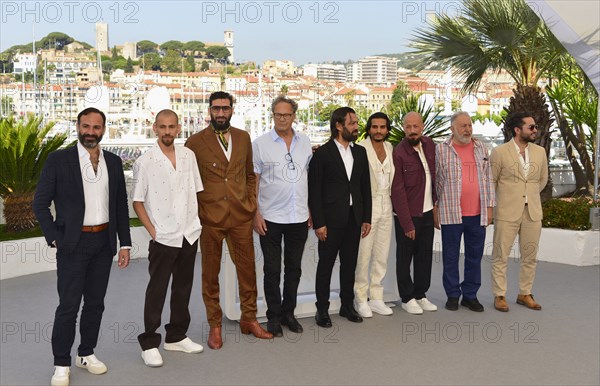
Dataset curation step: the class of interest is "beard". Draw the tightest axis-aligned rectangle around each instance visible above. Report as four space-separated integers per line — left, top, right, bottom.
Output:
160 135 175 147
370 133 386 143
78 133 102 149
341 125 358 142
211 117 231 132
520 131 536 143
454 133 471 145
407 134 421 146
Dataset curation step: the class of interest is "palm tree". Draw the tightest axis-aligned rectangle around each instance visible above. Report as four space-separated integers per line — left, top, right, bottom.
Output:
546 57 598 195
410 0 568 200
0 116 70 233
357 94 449 146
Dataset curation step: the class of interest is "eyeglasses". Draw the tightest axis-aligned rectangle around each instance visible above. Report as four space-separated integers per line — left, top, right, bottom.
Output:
285 152 295 170
210 106 232 113
524 124 539 130
274 113 294 120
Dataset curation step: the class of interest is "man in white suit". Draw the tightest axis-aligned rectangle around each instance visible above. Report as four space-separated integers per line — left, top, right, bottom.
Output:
490 112 548 312
354 112 395 317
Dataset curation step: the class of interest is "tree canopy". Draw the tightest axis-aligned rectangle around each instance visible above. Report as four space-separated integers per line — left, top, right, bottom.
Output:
160 40 184 52
183 41 205 53
205 46 231 62
39 32 74 50
137 40 158 54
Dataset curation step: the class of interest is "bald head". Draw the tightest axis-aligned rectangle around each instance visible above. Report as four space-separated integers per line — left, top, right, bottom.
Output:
153 109 181 148
403 112 424 146
403 111 423 126
155 109 179 124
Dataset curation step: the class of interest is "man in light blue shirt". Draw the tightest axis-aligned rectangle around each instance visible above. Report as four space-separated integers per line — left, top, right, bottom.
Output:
253 95 313 337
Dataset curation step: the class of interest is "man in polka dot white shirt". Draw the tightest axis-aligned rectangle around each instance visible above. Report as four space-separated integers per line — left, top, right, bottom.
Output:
132 109 205 367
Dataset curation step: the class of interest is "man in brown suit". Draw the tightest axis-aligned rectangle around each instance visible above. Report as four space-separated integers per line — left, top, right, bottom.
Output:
185 91 272 349
490 112 548 312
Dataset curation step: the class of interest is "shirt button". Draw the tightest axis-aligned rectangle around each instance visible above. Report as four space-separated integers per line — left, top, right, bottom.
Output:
224 178 228 182
213 163 217 167
224 196 228 200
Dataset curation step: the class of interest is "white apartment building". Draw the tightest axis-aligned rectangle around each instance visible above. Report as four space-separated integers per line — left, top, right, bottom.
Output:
13 54 37 75
303 63 347 82
347 56 397 85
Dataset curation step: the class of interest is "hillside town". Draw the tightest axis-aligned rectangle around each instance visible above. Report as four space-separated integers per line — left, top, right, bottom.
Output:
1 23 525 145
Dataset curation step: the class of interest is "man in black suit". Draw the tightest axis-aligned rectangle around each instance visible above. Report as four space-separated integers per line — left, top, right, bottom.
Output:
33 107 131 386
308 106 372 327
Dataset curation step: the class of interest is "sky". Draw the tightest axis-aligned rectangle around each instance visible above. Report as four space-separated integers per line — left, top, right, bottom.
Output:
0 0 464 65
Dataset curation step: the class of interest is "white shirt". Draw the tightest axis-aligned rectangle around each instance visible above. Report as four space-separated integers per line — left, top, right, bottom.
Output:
513 139 530 177
414 143 434 212
132 142 204 247
375 154 392 192
334 139 354 205
77 142 109 226
253 129 312 224
216 131 232 161
513 139 530 203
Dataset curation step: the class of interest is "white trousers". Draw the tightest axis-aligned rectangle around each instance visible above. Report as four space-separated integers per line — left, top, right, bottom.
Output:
354 195 393 303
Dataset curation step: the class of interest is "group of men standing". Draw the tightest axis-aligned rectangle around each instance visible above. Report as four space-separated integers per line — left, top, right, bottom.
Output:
33 92 548 386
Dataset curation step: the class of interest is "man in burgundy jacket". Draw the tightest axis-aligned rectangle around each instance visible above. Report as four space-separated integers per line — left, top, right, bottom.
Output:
391 112 438 315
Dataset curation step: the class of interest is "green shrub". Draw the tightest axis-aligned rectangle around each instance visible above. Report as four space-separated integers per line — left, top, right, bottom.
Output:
542 198 594 230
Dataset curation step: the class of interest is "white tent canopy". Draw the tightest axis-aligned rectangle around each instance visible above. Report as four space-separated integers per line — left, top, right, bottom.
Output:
529 0 600 201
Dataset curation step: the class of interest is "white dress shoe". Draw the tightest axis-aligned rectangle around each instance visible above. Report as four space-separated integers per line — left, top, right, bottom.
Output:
51 366 70 386
416 297 438 311
401 299 424 314
163 337 204 353
75 354 107 374
355 302 373 318
141 348 164 367
368 299 393 315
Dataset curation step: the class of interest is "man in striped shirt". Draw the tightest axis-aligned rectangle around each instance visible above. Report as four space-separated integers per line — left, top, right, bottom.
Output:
434 112 495 312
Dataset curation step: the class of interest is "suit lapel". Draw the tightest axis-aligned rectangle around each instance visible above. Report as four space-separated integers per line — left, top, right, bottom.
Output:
350 143 361 182
103 150 114 201
68 146 85 200
227 129 241 172
507 139 526 181
201 127 229 166
362 138 377 171
328 140 349 181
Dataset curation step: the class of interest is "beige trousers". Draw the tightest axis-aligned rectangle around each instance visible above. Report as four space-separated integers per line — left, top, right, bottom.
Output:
354 195 393 303
491 206 542 296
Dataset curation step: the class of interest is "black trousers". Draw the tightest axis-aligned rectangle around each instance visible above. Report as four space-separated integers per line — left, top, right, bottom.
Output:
53 229 113 366
394 210 434 302
315 208 361 312
260 220 308 322
138 238 198 350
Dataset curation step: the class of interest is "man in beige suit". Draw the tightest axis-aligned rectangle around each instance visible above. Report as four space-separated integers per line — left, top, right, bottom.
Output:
354 112 395 318
490 112 548 312
185 92 272 349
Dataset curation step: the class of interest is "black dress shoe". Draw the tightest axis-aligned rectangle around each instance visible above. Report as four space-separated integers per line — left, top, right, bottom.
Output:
281 314 303 333
315 310 332 328
461 298 484 312
338 305 363 323
445 297 459 311
267 321 283 337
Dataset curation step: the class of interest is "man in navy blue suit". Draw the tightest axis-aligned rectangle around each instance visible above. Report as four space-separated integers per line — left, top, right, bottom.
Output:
33 107 131 386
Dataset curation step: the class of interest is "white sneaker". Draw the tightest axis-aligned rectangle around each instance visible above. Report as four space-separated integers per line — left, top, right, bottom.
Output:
141 348 164 367
355 302 373 318
51 366 70 386
401 299 424 314
368 300 393 315
416 297 438 311
163 337 204 353
75 354 107 374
